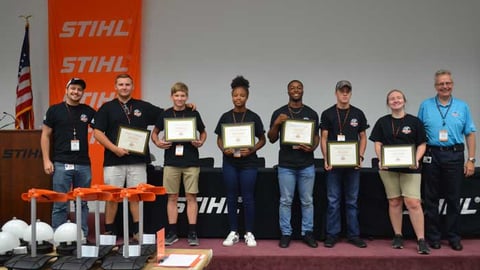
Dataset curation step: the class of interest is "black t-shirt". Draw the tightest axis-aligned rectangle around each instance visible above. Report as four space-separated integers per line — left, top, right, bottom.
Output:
369 113 427 173
320 104 369 141
214 109 265 168
43 102 95 165
154 107 206 167
92 98 163 166
269 104 319 168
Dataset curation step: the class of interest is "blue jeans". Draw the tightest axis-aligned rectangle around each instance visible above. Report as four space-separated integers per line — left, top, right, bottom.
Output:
325 168 360 238
278 165 315 236
222 161 258 232
52 162 91 237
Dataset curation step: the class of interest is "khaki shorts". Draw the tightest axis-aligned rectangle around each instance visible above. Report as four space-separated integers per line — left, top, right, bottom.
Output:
104 164 147 188
163 166 200 194
378 170 421 199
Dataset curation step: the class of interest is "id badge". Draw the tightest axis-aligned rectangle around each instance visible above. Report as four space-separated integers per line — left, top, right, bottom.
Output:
233 149 241 158
71 140 80 151
337 134 346 142
175 144 184 156
65 164 74 170
439 130 448 142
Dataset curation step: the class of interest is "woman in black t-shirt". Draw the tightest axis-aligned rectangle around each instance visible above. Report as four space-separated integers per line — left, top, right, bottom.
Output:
214 76 266 247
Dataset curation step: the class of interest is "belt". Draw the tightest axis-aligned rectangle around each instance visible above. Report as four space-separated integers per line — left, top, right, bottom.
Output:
428 144 464 152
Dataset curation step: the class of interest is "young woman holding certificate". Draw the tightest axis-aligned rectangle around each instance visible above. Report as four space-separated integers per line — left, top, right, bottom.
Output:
214 76 266 247
369 89 430 254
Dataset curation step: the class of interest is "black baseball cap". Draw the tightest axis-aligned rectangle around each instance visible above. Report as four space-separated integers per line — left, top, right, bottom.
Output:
66 78 86 89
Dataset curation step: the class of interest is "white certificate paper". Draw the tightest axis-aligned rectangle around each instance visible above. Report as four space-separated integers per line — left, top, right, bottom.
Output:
381 144 415 168
327 141 359 167
165 117 197 142
222 123 254 149
116 126 150 155
282 120 314 146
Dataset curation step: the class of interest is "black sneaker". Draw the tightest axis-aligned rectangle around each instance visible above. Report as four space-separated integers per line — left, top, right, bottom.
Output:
392 234 403 249
348 237 367 248
165 231 179 246
188 231 199 246
417 239 430 254
303 231 318 248
279 235 291 248
324 235 337 248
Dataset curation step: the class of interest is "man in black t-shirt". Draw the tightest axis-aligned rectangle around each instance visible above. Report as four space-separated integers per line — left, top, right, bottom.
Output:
41 78 95 238
320 80 369 248
151 82 207 246
268 80 319 249
93 74 163 239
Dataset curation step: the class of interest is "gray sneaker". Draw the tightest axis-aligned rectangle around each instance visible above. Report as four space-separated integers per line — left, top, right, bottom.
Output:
165 232 178 246
188 232 199 246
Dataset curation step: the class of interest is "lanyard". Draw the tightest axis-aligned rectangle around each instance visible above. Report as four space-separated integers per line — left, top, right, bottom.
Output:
173 109 185 118
391 116 405 139
232 110 246 123
288 105 304 119
64 102 77 140
435 97 452 127
336 107 350 135
119 101 132 124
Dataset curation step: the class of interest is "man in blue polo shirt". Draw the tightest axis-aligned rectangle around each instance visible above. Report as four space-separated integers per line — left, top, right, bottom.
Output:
418 69 476 251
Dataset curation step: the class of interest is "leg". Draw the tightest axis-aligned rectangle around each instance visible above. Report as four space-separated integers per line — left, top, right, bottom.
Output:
277 167 296 236
73 164 92 237
344 169 361 238
51 162 73 230
388 197 404 235
442 151 464 243
325 169 342 238
404 197 425 239
422 151 443 244
239 167 258 233
297 165 315 235
183 167 200 226
103 165 126 233
222 162 240 232
167 194 179 224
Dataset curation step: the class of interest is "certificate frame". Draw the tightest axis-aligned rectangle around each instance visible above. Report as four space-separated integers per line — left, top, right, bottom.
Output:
381 144 416 168
281 119 315 146
221 122 255 149
327 141 359 167
164 117 197 142
115 125 151 155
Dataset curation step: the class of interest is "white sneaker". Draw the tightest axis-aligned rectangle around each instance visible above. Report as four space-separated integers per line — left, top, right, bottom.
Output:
222 231 239 246
244 232 257 247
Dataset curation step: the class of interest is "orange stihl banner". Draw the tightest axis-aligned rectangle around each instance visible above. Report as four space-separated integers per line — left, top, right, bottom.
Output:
48 0 142 185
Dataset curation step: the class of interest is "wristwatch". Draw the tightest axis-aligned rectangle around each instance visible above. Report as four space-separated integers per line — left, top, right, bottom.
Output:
468 157 476 163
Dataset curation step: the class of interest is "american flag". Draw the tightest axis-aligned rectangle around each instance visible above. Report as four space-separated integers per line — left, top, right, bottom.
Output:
15 23 34 129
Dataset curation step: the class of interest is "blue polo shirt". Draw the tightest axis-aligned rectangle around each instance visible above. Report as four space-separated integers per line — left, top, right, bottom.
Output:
418 95 476 146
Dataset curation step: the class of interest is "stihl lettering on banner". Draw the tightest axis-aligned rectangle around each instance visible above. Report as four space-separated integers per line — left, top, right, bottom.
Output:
61 56 129 73
59 20 129 38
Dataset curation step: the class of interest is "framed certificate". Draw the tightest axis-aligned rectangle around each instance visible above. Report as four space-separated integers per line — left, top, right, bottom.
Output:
281 119 315 146
221 122 255 149
327 141 359 167
116 125 151 155
164 117 197 142
381 144 415 168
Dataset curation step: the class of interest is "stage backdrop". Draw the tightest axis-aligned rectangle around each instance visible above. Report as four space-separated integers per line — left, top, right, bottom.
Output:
48 0 142 184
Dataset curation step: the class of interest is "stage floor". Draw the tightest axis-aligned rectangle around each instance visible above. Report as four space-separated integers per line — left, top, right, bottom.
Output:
167 237 480 270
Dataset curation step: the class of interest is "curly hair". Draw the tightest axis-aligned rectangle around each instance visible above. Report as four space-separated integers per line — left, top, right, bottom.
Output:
230 75 250 95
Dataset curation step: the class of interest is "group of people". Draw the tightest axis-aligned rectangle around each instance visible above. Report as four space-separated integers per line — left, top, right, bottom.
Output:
41 70 476 255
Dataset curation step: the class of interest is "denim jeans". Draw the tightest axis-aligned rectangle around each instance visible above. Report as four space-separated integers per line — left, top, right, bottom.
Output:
278 165 315 236
52 162 91 237
222 161 258 232
325 168 360 238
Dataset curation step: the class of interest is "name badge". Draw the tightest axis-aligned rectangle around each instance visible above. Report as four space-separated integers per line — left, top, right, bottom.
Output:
71 140 80 151
439 130 448 142
65 164 74 170
175 144 184 156
233 149 241 158
337 134 346 142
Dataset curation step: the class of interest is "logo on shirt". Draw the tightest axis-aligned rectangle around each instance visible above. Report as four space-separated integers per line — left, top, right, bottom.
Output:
133 109 142 117
80 114 89 122
350 118 359 127
452 111 460 118
402 126 412 134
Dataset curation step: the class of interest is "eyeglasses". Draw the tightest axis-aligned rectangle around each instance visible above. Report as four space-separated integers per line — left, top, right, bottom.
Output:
121 103 131 115
435 82 453 87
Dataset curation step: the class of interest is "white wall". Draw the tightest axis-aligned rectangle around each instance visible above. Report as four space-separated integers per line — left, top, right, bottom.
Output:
1 0 479 167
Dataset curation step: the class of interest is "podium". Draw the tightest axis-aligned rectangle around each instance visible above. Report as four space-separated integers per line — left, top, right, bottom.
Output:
0 130 51 225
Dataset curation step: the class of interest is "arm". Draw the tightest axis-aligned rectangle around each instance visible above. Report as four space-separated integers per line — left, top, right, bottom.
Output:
93 129 129 157
358 130 367 168
267 113 288 143
192 130 207 148
414 142 427 169
374 141 384 169
240 133 267 157
465 132 476 177
320 129 331 170
40 124 54 175
151 126 172 149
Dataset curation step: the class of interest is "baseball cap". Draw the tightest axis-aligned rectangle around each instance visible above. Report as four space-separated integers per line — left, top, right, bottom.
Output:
66 78 86 89
335 80 352 91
